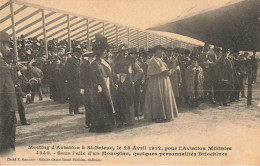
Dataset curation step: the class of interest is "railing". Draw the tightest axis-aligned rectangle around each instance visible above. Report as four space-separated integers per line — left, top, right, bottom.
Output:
0 0 197 59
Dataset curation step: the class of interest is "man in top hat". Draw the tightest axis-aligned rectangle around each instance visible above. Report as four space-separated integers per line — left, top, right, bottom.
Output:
64 46 84 116
144 45 178 123
0 31 18 154
80 50 96 128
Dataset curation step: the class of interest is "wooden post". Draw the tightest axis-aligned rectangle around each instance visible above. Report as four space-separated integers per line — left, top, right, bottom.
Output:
102 22 105 36
145 32 148 51
41 10 48 58
127 28 130 44
67 15 71 51
247 59 253 105
153 35 155 46
9 0 18 59
116 25 118 47
86 19 90 48
137 31 139 48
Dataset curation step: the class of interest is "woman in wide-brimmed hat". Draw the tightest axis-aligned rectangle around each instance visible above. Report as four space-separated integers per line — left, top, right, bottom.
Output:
87 35 116 132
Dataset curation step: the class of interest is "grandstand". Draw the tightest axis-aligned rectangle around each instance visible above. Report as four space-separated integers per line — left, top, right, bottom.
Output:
0 0 197 59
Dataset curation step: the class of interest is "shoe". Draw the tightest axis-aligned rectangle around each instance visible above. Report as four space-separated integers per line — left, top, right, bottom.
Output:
164 119 173 122
154 119 165 123
241 95 247 98
22 122 30 125
74 112 84 114
69 112 74 116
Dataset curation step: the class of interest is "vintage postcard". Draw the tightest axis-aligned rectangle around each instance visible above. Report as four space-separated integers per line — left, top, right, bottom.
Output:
0 0 259 165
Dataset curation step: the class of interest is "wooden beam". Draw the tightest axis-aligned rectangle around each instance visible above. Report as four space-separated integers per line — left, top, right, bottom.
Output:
116 25 118 47
15 11 55 35
2 9 42 32
34 15 73 38
137 31 139 48
86 19 90 47
71 29 87 39
89 26 102 35
0 5 27 24
104 27 116 36
46 16 78 39
0 1 10 11
146 32 148 51
67 15 71 51
27 14 67 38
42 10 48 58
104 25 115 32
102 22 105 35
73 33 87 41
127 28 130 44
57 23 86 39
118 33 128 41
88 22 102 30
10 0 18 59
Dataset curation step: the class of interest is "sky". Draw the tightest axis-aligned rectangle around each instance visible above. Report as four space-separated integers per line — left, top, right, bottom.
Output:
1 0 241 45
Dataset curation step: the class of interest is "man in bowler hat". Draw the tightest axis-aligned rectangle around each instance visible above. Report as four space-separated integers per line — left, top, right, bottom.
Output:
65 46 84 116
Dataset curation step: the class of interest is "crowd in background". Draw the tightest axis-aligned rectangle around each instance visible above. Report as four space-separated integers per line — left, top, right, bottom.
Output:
2 32 260 130
1 31 260 154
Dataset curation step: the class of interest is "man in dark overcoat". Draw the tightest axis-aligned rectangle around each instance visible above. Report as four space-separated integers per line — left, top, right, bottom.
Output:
80 51 96 127
214 48 236 106
65 47 84 115
0 31 18 154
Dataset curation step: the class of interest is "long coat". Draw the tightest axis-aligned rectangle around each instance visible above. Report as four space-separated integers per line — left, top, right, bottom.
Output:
185 65 204 100
64 56 81 94
144 57 178 121
214 56 237 85
114 56 143 125
0 55 17 153
168 56 182 98
88 58 115 132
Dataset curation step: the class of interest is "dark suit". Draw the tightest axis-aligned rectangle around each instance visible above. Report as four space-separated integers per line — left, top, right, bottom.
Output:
80 59 93 126
214 56 237 105
65 56 82 113
0 55 17 154
10 64 28 124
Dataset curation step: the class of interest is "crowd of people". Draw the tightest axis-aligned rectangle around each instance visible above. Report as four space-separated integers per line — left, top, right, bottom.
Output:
0 31 259 154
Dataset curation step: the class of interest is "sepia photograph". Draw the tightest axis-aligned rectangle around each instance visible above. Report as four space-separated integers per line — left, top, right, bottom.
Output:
0 0 259 165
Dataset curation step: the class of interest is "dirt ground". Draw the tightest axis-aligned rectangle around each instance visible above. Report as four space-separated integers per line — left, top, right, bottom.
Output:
8 71 260 165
